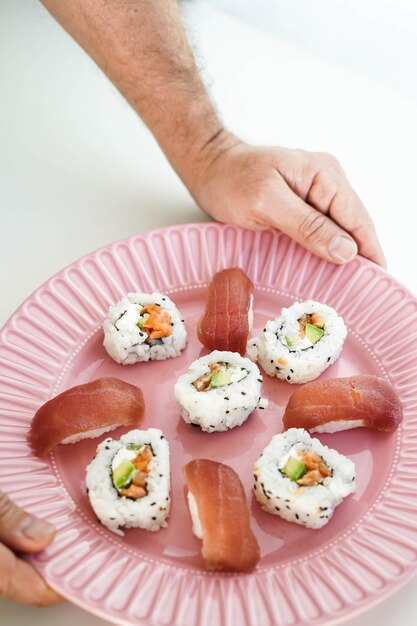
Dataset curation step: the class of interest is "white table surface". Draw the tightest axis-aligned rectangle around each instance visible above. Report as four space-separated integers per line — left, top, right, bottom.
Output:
1 1 416 624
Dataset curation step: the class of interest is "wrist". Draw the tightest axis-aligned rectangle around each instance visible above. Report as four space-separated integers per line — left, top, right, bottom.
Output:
179 127 242 197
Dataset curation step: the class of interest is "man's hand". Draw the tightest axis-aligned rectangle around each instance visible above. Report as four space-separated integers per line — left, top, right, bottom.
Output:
40 0 385 267
0 490 61 605
191 135 385 266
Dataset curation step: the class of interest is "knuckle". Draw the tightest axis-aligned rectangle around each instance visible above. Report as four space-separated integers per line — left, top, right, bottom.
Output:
315 151 342 171
298 212 329 243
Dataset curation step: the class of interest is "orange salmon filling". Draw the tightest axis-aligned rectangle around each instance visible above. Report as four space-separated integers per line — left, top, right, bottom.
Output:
140 304 172 340
298 312 325 337
119 445 153 499
192 362 224 392
295 450 331 486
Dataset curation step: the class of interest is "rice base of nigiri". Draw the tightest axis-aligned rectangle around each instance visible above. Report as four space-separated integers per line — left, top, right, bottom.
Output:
86 428 170 536
103 292 187 364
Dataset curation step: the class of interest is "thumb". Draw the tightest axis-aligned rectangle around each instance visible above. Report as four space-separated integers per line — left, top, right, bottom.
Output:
0 490 56 553
267 185 358 264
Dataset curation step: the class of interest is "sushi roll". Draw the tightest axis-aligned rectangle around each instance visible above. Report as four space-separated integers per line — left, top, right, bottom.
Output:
86 428 170 536
103 292 187 364
253 428 355 529
247 300 347 383
174 350 267 433
184 459 260 572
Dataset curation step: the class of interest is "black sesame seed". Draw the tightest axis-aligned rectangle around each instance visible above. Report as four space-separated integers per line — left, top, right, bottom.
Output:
224 397 230 401
166 496 169 501
152 516 157 520
319 506 328 511
287 375 291 381
241 391 246 396
226 410 230 414
150 502 156 506
270 360 274 364
159 474 163 477
162 297 166 301
263 328 267 332
286 505 291 510
276 366 280 371
285 499 290 502
275 506 280 511
257 378 262 382
160 435 164 439
171 322 174 326
327 356 331 362
181 319 185 323
295 513 299 520
254 475 258 481
86 487 89 494
110 517 116 521
155 303 161 307
259 406 265 410
105 446 110 450
290 369 294 374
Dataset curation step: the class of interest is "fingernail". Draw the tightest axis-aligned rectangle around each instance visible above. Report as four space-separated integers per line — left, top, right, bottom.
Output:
20 516 55 540
328 236 357 262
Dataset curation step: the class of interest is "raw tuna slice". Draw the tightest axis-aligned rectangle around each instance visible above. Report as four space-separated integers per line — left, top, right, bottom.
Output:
283 375 402 433
28 377 145 457
184 459 260 572
197 268 253 356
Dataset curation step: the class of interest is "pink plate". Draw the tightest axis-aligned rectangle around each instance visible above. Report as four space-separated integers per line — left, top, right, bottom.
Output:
1 223 417 626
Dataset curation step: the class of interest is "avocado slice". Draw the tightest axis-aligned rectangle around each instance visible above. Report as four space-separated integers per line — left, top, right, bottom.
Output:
283 456 307 481
136 315 146 329
210 369 234 388
305 323 324 344
127 443 145 451
285 335 297 348
113 459 135 490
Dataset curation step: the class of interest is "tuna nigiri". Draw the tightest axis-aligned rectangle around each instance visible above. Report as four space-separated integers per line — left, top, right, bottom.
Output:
197 268 253 356
28 377 145 457
283 375 402 433
183 459 260 572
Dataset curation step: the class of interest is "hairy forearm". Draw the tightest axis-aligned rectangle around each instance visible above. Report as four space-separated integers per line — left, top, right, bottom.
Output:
41 0 233 185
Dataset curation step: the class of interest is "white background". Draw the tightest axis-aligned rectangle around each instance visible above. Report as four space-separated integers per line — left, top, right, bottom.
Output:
1 0 417 624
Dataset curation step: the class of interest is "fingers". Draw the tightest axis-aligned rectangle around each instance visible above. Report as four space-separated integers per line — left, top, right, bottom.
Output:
306 165 386 267
258 175 358 264
0 490 56 553
0 543 61 606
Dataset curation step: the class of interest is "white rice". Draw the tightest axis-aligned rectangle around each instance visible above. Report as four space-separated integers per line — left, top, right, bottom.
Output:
103 292 187 365
253 428 356 529
174 350 267 433
86 428 170 536
247 300 347 384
